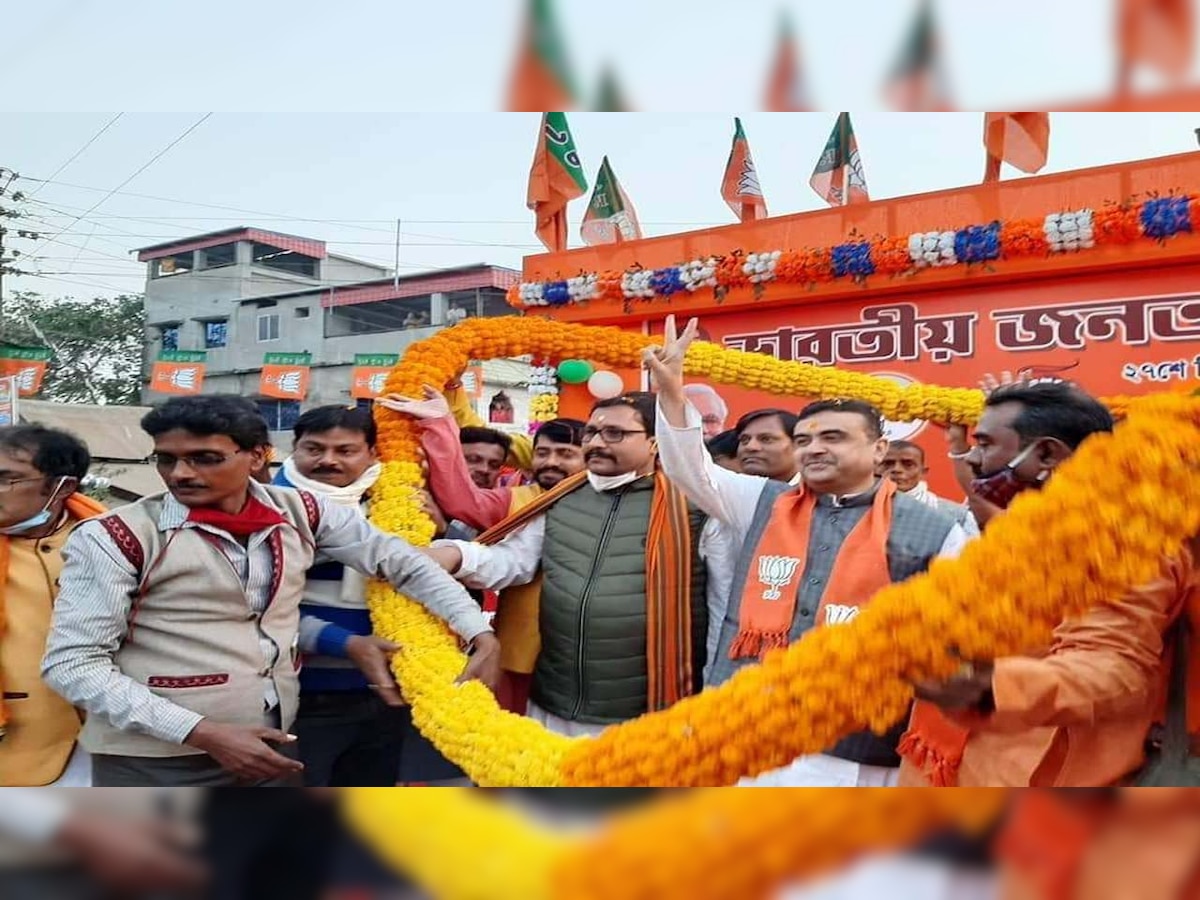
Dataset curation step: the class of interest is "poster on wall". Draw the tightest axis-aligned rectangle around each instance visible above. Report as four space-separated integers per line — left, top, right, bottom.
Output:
0 346 52 397
0 376 19 426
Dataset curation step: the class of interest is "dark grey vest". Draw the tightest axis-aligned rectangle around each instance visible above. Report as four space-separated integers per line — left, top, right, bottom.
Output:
531 477 708 724
708 479 956 767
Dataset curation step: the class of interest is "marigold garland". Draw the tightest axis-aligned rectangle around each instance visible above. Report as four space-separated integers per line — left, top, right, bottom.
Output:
366 317 1200 790
509 193 1198 309
343 787 1008 900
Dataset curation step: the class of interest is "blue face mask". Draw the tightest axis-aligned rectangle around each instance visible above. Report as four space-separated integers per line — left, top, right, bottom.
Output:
0 477 67 536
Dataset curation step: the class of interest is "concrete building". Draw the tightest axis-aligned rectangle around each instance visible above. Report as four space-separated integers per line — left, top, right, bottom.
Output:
135 227 524 449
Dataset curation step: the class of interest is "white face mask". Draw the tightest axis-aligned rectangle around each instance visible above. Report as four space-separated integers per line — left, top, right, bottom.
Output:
0 477 68 535
587 471 643 493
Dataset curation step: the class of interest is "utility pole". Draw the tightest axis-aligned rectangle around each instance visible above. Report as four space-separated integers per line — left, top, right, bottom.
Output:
0 169 36 333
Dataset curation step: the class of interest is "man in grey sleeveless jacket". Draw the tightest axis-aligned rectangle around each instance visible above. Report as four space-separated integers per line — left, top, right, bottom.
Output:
648 316 966 787
42 394 498 787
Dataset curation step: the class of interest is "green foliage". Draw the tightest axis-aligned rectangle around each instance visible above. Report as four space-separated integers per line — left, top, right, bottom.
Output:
1 291 145 405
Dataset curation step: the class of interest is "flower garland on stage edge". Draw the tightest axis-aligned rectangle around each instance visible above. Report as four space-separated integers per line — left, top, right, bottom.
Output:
343 787 1008 900
365 317 1200 792
508 194 1199 310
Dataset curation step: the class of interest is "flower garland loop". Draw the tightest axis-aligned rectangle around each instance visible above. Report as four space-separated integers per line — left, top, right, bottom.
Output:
366 316 1200 793
508 193 1198 309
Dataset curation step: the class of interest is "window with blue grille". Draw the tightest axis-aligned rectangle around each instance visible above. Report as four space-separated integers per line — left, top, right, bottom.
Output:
257 400 301 431
204 320 228 348
161 325 180 351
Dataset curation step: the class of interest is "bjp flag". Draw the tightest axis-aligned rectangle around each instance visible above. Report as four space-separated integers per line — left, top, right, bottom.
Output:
260 365 310 399
0 346 51 397
150 360 206 395
983 113 1050 182
721 117 767 222
350 353 398 399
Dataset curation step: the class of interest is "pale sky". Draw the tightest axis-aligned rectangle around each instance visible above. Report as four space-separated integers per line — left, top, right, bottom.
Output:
5 110 1200 302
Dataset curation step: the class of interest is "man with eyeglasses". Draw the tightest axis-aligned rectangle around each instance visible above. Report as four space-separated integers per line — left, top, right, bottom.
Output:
42 394 499 787
0 425 105 788
423 392 715 736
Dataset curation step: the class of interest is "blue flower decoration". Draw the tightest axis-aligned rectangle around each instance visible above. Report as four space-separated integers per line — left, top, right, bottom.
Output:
650 266 686 297
1140 196 1193 240
543 281 572 306
954 222 1001 264
831 241 875 279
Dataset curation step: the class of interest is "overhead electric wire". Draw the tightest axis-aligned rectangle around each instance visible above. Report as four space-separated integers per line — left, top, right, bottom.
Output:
25 113 125 197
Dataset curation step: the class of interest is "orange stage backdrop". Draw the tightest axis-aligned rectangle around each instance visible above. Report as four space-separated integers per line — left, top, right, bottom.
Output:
527 151 1200 498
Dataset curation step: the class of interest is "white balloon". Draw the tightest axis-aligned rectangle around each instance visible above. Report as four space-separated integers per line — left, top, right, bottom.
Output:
587 370 625 400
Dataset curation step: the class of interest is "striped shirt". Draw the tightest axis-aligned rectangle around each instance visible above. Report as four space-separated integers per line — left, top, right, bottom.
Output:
42 481 492 747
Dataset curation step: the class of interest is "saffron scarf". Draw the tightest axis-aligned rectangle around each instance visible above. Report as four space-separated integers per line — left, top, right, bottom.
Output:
896 702 972 787
730 479 896 660
0 493 106 739
477 470 696 711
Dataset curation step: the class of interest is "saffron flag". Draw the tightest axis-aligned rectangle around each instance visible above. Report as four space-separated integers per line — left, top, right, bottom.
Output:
260 352 311 400
581 156 643 246
721 117 768 222
526 112 588 252
150 350 207 395
506 0 577 111
350 353 399 400
810 112 870 206
884 0 954 111
983 113 1050 182
0 346 51 397
764 13 808 111
1117 0 1194 81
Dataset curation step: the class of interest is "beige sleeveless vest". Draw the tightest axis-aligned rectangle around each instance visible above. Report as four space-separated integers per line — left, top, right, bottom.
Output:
79 486 319 758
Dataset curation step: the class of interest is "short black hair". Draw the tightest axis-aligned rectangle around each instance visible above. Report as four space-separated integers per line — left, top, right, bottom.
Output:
293 405 377 447
0 425 90 479
534 418 585 448
706 429 739 460
986 380 1114 449
141 394 269 450
796 399 885 440
886 439 924 462
735 408 800 439
592 392 657 437
459 426 513 454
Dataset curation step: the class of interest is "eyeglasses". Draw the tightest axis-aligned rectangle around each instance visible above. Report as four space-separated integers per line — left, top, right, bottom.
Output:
581 426 648 444
150 450 245 469
0 476 48 493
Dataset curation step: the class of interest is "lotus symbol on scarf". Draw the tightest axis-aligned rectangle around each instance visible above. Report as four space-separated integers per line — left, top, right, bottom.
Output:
823 604 860 625
757 554 801 601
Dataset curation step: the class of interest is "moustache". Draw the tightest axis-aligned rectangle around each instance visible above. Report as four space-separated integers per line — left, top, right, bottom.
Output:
312 465 343 474
170 481 205 490
585 450 614 461
536 466 567 478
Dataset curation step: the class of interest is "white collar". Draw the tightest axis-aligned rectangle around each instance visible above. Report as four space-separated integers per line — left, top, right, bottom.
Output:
587 471 646 493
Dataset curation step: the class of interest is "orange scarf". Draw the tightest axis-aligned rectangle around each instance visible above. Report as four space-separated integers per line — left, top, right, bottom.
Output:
994 791 1105 900
0 492 106 737
478 470 696 711
730 479 896 661
897 701 972 787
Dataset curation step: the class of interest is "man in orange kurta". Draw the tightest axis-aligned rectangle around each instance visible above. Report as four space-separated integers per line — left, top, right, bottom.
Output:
0 425 103 786
899 380 1198 789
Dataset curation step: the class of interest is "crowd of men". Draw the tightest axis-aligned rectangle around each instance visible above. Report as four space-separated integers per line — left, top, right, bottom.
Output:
1 313 1198 893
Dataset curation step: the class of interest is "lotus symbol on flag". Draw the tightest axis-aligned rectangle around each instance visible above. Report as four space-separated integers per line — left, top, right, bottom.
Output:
758 554 801 601
13 367 37 392
171 367 198 390
367 372 388 395
277 370 303 395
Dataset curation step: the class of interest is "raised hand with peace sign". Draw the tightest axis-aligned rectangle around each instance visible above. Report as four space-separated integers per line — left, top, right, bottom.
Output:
642 314 701 428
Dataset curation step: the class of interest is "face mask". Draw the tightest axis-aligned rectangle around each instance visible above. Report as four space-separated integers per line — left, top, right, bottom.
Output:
0 477 67 536
969 443 1043 509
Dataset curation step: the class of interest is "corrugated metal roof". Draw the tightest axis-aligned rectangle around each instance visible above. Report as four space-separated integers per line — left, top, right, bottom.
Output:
19 400 153 461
